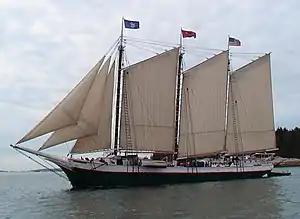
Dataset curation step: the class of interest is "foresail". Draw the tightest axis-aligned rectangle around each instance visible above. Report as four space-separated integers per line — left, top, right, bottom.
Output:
39 57 111 150
17 57 105 144
226 54 276 154
120 48 179 152
179 51 229 157
71 135 109 154
70 61 115 154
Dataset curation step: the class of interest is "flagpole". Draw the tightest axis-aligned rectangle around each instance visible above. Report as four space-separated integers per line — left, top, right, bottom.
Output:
180 27 183 49
174 28 184 160
227 35 230 51
114 17 125 155
120 16 124 44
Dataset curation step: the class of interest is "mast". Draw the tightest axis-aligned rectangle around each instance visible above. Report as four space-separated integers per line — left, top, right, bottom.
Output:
114 17 124 155
174 28 183 160
223 35 231 151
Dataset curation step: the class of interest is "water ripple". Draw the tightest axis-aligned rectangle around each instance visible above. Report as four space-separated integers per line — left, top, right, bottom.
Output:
0 168 300 219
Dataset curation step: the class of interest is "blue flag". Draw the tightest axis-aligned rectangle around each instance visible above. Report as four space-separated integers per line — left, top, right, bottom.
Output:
124 19 140 29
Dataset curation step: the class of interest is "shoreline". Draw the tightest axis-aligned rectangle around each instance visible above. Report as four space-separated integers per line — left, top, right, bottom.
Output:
273 158 300 167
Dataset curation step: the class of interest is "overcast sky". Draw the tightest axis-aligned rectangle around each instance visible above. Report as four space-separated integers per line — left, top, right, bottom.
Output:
1 0 299 170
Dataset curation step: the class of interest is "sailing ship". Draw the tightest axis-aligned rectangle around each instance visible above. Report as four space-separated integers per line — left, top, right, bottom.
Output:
11 19 276 189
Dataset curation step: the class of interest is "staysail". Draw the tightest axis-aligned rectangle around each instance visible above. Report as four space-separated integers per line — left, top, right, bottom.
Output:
39 57 112 150
225 54 276 154
179 51 229 157
120 48 179 152
71 61 116 154
17 57 105 144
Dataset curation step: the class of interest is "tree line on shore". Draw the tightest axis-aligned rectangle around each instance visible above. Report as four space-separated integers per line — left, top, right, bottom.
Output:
276 127 300 158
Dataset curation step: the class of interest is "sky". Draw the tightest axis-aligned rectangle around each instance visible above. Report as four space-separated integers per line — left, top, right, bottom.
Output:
0 0 299 171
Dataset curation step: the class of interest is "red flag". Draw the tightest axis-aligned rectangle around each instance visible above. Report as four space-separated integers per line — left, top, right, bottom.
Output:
181 29 196 38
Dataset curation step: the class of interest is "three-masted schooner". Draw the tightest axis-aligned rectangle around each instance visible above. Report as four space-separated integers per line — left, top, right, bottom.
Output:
11 19 276 189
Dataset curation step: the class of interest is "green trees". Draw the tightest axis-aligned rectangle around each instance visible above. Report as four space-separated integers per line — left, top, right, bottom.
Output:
276 127 300 158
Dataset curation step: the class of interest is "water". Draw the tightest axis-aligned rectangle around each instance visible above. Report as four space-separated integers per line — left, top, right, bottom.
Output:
1 168 300 219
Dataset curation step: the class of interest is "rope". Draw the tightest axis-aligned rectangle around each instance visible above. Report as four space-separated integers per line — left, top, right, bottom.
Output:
105 37 120 57
125 37 266 63
14 149 68 180
125 36 176 48
184 44 223 52
126 42 161 55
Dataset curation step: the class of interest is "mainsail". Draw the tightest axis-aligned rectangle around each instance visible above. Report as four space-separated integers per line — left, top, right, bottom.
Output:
17 57 105 144
120 48 180 152
225 54 276 154
179 51 229 157
39 57 112 150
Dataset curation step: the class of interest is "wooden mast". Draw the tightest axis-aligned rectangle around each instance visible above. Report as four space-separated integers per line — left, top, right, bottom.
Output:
174 28 184 160
113 17 124 155
223 35 231 152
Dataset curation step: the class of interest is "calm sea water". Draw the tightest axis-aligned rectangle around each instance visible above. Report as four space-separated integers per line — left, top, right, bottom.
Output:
0 167 299 219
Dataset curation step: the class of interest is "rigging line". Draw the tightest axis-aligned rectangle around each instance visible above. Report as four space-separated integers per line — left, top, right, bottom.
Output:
105 37 120 57
127 41 172 53
126 36 224 55
183 44 224 52
188 88 197 156
230 55 259 60
186 52 211 59
230 55 260 59
232 52 266 55
182 59 187 71
123 71 136 149
185 47 222 54
185 51 216 58
42 158 68 177
230 78 245 154
14 148 68 180
127 36 224 52
65 141 71 154
125 36 177 47
183 88 192 161
185 49 217 56
126 42 160 55
231 56 258 62
124 51 131 67
126 38 175 49
126 36 175 45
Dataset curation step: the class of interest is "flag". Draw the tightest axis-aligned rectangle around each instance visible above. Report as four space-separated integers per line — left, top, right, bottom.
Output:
229 37 241 46
124 19 140 29
181 29 196 38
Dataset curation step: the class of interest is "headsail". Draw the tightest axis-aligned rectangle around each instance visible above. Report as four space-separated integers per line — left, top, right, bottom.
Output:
120 48 180 152
39 57 112 150
179 51 229 157
225 54 276 154
17 57 105 144
70 61 116 154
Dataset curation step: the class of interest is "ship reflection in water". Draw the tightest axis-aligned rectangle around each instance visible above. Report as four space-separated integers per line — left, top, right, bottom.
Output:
65 178 282 219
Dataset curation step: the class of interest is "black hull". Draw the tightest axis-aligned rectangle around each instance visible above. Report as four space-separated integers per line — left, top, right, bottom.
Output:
59 166 271 189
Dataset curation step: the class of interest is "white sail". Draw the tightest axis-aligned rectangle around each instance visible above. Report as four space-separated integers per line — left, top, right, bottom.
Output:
226 54 276 154
120 48 179 152
179 51 229 157
71 61 115 154
17 57 105 144
39 57 112 150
